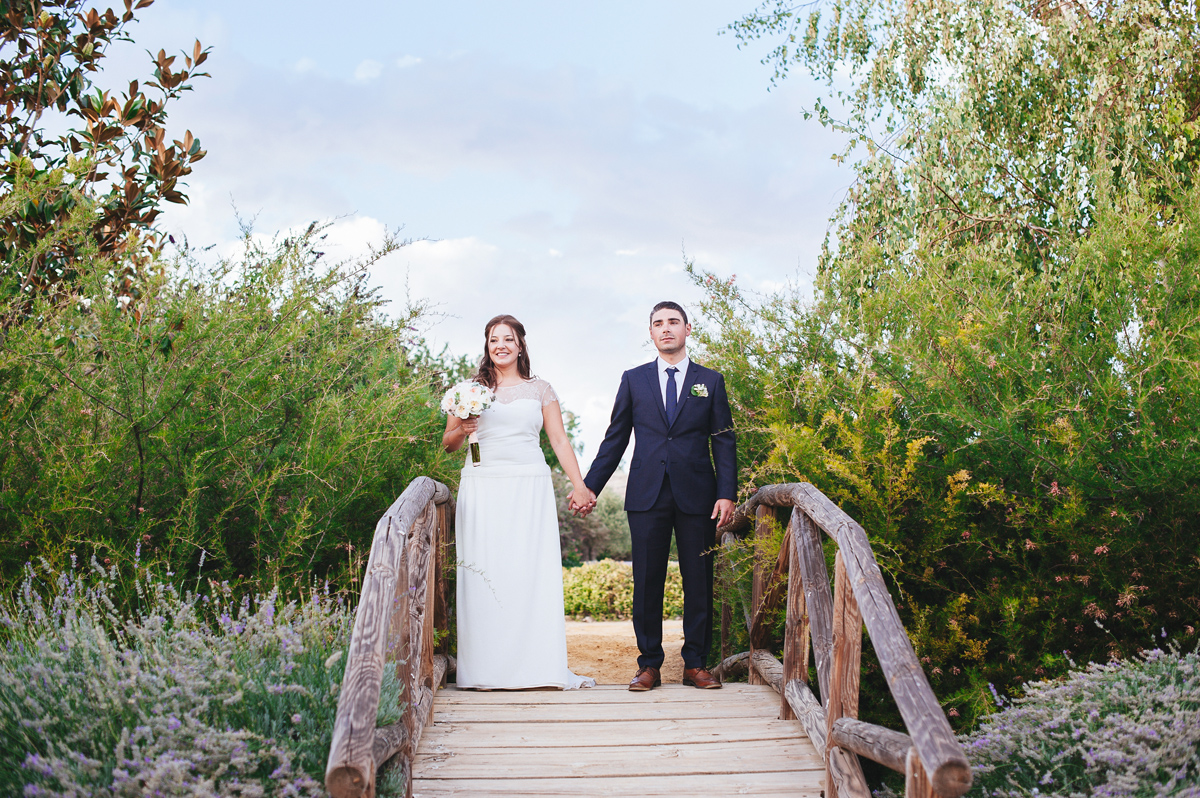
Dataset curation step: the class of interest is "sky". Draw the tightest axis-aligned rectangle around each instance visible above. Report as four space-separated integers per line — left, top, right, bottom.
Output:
112 0 852 471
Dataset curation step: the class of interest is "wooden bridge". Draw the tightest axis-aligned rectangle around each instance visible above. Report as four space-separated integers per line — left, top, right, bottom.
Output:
323 477 973 798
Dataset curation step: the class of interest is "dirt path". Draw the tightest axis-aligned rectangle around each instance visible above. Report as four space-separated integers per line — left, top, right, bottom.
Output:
565 619 685 685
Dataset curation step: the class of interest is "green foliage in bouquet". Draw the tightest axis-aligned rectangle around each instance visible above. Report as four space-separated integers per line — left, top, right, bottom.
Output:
710 0 1200 729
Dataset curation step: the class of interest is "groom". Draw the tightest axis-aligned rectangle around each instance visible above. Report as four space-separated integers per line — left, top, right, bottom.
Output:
574 301 736 691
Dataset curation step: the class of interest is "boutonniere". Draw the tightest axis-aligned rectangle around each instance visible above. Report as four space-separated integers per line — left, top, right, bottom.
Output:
691 383 709 398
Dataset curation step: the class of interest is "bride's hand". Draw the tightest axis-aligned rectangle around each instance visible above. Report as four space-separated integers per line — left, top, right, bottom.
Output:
568 486 597 516
459 416 479 436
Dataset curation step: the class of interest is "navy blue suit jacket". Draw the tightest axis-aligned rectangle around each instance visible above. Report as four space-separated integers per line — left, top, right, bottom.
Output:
585 360 736 515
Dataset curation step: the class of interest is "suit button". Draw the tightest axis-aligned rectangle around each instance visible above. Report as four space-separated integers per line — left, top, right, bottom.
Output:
667 437 673 441
660 460 666 464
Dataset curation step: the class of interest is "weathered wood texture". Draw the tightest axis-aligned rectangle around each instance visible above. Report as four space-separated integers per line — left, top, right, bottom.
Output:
826 551 866 798
721 482 972 798
751 649 784 692
325 477 454 798
907 747 936 798
712 650 750 682
413 685 824 797
781 509 809 722
746 654 865 798
373 655 450 767
782 679 870 798
831 718 913 775
784 678 827 755
717 483 806 537
748 506 772 685
793 507 834 703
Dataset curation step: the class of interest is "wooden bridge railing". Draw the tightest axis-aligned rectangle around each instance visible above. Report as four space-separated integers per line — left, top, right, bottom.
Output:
713 483 973 798
325 476 455 798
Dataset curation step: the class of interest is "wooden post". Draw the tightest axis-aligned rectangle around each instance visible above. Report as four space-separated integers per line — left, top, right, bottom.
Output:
422 520 437 692
826 551 864 798
793 507 834 704
906 748 936 798
780 509 809 721
720 569 732 661
749 505 772 685
399 503 436 798
433 503 449 662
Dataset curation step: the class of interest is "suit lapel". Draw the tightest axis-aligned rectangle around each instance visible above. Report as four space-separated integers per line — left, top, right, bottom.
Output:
669 362 701 430
642 361 669 427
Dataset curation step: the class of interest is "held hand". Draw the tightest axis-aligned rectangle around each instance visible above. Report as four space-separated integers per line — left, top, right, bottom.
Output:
568 487 597 517
712 498 735 528
460 416 479 436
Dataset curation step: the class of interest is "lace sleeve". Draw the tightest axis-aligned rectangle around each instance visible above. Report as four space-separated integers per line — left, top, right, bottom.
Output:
540 380 560 407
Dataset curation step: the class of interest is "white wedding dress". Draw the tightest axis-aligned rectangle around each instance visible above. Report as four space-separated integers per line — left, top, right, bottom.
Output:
455 378 595 690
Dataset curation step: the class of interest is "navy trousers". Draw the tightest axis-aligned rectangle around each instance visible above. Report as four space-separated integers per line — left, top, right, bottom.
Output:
627 474 716 670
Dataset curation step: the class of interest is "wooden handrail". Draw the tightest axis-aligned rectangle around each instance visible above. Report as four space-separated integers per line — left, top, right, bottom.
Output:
717 483 972 798
325 476 455 798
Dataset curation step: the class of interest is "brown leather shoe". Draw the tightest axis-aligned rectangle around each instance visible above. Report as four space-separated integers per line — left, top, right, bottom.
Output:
683 667 722 689
628 666 661 692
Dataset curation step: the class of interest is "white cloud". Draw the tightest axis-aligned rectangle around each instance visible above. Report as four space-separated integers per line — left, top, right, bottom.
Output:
293 57 317 74
354 59 383 82
396 55 422 69
153 50 850 465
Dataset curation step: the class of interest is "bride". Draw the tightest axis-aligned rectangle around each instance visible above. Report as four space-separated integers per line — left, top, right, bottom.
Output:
442 314 597 690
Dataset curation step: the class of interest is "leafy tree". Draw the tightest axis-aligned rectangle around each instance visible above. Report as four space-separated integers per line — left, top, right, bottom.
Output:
704 0 1200 730
0 0 209 312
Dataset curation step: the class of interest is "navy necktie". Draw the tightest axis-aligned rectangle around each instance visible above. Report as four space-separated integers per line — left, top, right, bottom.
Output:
665 367 679 425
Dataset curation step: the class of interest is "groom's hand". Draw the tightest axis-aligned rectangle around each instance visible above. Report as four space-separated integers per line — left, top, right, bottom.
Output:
568 488 597 517
712 498 735 528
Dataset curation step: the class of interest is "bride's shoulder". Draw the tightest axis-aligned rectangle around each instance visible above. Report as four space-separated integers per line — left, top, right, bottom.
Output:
527 376 559 406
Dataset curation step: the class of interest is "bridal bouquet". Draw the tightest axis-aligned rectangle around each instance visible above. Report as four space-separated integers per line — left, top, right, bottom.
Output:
440 380 494 466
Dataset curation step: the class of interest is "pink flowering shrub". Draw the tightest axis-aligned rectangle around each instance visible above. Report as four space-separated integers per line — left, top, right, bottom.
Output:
0 559 359 796
964 646 1200 797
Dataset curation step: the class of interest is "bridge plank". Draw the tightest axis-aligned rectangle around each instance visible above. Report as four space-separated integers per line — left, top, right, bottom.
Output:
414 677 826 798
420 717 810 747
413 771 823 796
430 701 780 722
415 738 822 779
434 683 778 703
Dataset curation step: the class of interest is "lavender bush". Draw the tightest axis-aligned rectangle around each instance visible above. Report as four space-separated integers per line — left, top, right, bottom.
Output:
0 558 370 796
963 646 1200 797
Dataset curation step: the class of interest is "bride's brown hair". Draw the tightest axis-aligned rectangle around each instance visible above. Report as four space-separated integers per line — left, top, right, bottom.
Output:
474 314 532 389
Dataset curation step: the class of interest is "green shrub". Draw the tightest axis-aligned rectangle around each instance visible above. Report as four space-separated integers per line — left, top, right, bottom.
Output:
963 645 1200 797
0 559 361 795
562 559 683 620
0 186 459 593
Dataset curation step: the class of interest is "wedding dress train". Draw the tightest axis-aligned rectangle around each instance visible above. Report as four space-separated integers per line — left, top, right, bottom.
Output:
455 378 595 690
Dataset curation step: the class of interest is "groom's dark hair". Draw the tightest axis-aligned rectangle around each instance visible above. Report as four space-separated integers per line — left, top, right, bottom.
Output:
650 301 688 325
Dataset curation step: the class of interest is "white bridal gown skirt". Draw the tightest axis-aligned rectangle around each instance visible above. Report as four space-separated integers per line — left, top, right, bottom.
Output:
455 459 595 690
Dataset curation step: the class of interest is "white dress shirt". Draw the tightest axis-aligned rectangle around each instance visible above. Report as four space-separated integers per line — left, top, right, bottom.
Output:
656 354 690 407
